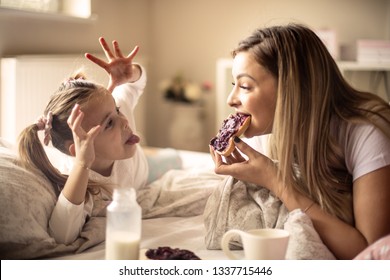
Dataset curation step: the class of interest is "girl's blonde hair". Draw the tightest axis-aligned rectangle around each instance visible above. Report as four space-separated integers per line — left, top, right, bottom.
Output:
18 73 108 196
233 23 390 224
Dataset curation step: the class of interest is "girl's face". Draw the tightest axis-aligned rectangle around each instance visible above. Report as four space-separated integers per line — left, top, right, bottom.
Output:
81 91 139 172
228 51 277 137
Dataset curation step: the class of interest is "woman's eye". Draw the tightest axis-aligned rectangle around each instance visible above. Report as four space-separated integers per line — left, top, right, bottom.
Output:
116 106 120 114
240 85 251 90
232 82 251 91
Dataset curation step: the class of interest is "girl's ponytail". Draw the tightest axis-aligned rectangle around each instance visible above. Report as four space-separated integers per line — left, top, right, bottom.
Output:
18 123 67 196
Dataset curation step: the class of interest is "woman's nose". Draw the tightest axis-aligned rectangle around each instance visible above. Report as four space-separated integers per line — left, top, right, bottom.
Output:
227 88 239 108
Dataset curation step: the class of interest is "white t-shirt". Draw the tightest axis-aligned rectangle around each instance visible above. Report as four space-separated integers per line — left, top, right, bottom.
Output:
49 67 148 244
337 120 390 181
248 118 390 182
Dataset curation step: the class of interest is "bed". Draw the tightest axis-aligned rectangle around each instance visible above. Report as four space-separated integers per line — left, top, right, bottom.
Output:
49 148 229 260
0 139 227 260
0 137 337 260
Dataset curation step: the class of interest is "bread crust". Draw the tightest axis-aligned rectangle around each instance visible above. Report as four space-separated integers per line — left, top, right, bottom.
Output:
215 115 251 156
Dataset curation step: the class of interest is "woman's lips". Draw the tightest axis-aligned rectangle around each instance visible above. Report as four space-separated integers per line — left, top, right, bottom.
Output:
125 134 140 145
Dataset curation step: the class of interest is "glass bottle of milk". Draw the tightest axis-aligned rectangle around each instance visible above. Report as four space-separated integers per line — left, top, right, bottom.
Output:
105 187 141 260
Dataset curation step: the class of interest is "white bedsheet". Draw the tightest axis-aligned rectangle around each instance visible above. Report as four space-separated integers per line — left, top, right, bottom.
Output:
51 215 235 260
50 149 233 260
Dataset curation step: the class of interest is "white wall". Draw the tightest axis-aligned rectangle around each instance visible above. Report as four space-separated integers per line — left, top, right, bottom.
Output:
146 0 390 151
1 0 389 151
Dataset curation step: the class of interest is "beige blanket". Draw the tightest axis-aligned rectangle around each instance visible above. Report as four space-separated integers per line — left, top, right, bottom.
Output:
138 168 224 218
203 176 336 260
0 145 107 259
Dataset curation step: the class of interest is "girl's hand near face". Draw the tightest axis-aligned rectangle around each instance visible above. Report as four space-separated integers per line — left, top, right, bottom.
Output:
67 104 101 169
60 104 101 205
210 137 282 196
85 37 141 93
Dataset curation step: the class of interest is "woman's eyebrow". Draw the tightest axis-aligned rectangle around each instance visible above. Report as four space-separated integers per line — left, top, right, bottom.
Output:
236 73 256 81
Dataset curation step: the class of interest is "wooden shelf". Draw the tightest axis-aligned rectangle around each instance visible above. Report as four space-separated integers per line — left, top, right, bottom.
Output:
0 6 97 23
337 61 390 72
337 61 390 100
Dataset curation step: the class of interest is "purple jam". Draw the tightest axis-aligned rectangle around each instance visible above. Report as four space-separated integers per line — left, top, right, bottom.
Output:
210 113 249 152
145 246 201 260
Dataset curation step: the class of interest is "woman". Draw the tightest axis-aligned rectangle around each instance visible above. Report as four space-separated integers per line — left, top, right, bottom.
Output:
210 23 390 259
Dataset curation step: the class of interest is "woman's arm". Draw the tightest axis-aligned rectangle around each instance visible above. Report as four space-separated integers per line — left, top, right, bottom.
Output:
210 137 390 259
293 166 390 259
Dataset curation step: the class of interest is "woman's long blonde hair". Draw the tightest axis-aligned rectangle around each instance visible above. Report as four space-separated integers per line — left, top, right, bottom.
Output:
233 23 390 224
18 73 107 196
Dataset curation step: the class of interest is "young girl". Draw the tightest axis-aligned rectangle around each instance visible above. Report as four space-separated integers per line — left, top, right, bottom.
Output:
18 37 149 244
210 23 390 259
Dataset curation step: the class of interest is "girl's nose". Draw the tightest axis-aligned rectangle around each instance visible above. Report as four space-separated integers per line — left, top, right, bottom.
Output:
121 117 130 131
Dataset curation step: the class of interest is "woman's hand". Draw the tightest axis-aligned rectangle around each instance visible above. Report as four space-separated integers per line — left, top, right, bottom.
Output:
85 37 141 92
67 104 101 169
210 137 280 194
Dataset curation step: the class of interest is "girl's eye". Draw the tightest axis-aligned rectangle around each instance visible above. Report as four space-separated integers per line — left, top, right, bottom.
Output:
116 106 120 114
106 119 114 129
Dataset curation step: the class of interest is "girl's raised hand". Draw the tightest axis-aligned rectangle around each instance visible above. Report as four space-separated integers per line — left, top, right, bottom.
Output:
85 37 141 92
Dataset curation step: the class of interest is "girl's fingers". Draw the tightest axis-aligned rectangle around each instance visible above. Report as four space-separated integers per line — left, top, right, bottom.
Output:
67 104 80 127
99 37 114 59
88 125 102 140
113 40 124 58
127 46 139 60
72 110 85 136
85 53 108 70
67 104 86 137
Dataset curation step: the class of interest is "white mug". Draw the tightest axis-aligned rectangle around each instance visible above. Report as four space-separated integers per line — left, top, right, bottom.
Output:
221 228 290 260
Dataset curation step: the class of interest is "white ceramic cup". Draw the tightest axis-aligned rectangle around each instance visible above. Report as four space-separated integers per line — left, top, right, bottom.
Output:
221 228 290 260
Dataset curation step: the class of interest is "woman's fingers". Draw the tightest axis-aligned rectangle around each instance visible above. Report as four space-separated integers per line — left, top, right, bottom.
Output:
231 148 246 162
232 137 257 158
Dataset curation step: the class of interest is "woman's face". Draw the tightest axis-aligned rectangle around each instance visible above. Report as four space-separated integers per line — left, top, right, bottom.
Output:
81 91 139 171
228 51 277 137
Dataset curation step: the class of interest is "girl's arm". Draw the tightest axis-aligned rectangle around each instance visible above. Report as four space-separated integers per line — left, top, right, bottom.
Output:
49 104 100 244
85 37 141 92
